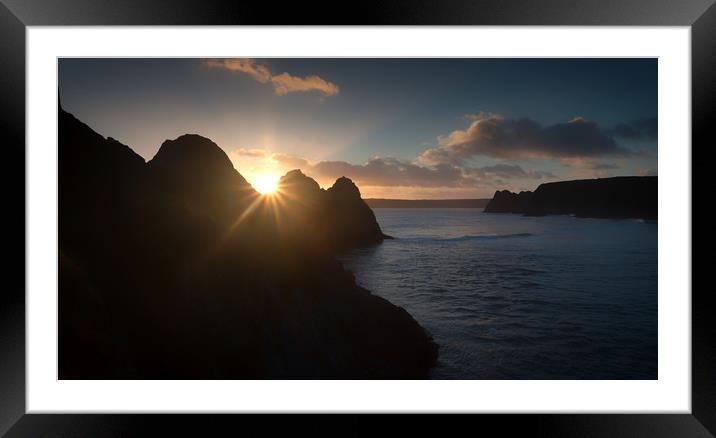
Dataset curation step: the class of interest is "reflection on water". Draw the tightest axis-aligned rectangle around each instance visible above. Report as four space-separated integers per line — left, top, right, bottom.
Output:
338 208 657 379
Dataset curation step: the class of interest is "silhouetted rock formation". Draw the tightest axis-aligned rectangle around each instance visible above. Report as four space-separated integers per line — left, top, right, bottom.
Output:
324 176 392 247
279 169 323 203
149 134 253 202
484 190 533 214
59 103 437 379
276 170 391 250
484 176 657 219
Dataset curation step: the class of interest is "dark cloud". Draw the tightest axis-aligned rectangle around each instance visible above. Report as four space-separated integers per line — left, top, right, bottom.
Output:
419 113 630 164
587 162 619 170
264 111 653 190
479 164 556 180
611 117 657 142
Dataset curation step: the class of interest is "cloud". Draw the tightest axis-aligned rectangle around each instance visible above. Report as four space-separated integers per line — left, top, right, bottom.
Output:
205 58 339 97
270 153 555 190
205 59 271 83
235 109 654 195
587 162 619 170
560 158 621 170
273 154 466 188
233 148 268 158
419 113 629 165
479 164 556 180
271 153 310 169
611 117 657 142
270 73 340 97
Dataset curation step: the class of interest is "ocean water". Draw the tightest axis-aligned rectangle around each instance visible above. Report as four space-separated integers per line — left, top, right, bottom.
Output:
338 208 657 379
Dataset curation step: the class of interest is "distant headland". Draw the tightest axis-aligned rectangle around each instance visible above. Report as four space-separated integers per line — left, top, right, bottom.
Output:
484 176 657 220
365 198 491 209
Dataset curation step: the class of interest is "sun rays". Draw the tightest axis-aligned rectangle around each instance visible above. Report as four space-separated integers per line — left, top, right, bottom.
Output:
198 170 329 268
253 174 280 195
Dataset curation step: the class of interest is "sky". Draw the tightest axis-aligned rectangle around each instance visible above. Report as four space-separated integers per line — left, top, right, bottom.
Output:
58 58 657 199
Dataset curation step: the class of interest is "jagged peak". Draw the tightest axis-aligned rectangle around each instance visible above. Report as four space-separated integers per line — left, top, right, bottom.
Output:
334 176 354 185
147 134 250 189
284 169 306 177
279 169 322 195
328 176 361 198
155 133 225 154
150 134 234 171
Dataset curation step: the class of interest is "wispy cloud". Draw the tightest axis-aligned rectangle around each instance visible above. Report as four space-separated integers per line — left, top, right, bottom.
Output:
270 73 339 97
232 148 268 158
205 58 339 97
205 59 271 83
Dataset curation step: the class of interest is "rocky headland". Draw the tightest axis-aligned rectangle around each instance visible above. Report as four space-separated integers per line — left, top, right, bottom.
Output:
484 176 657 220
59 104 437 379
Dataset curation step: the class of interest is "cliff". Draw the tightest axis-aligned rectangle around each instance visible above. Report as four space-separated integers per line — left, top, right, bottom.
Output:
324 176 391 247
58 105 437 379
484 190 533 214
484 176 657 219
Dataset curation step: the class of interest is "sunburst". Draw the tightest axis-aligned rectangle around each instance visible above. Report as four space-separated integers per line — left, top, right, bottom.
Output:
253 174 280 195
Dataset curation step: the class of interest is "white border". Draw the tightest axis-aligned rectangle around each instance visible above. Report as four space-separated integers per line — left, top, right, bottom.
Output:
27 27 691 413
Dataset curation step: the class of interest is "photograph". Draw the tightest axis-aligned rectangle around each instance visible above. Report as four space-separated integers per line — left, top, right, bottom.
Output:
58 57 658 380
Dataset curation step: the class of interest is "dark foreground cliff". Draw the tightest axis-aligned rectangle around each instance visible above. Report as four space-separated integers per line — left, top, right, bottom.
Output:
484 176 657 220
59 105 437 379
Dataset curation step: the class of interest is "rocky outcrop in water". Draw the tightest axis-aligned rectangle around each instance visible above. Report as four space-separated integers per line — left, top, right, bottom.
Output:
59 103 437 379
484 176 657 219
276 170 390 250
324 176 391 247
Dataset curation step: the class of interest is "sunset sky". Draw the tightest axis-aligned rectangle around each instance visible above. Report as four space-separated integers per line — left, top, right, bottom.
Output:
59 58 657 199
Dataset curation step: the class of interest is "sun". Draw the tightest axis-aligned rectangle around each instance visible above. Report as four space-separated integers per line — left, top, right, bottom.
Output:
253 174 280 195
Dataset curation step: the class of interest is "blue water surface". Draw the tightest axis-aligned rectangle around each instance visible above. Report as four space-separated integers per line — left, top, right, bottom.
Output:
338 208 657 379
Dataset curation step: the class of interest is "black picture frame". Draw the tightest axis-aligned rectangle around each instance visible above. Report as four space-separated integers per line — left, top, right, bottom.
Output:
1 0 709 436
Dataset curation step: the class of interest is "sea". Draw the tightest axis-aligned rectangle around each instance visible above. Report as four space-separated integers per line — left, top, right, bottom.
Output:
338 208 657 379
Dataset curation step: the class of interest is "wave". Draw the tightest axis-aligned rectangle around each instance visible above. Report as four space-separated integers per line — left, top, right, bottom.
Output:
399 233 533 243
444 233 533 242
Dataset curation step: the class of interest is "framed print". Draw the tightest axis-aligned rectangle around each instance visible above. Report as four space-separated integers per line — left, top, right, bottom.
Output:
1 0 711 436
